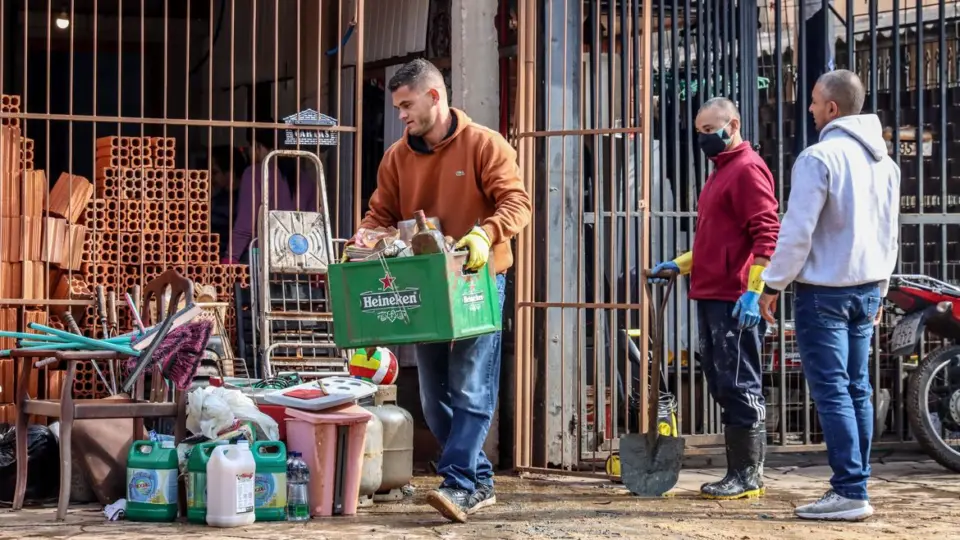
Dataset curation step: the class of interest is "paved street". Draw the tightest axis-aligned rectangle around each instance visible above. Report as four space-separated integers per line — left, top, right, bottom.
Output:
1 458 957 539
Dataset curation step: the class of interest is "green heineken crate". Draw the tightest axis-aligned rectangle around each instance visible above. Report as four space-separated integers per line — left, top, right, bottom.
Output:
328 251 501 348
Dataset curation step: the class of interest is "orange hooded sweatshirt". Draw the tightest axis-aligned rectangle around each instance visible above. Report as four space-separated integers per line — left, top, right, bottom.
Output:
359 108 532 274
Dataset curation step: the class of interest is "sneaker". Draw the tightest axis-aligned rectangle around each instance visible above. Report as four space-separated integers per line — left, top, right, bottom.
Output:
795 490 874 521
425 487 471 523
466 483 497 514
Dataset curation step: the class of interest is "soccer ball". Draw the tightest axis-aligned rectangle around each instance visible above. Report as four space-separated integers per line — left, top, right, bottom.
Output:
348 347 399 385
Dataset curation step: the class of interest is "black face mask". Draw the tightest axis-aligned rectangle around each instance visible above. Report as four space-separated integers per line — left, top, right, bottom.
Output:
698 128 731 158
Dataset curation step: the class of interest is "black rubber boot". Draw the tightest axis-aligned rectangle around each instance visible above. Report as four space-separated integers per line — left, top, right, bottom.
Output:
700 424 766 499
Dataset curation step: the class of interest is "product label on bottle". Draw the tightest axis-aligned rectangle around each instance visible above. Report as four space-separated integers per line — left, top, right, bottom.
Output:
128 467 177 505
254 472 287 509
186 472 207 509
236 472 255 514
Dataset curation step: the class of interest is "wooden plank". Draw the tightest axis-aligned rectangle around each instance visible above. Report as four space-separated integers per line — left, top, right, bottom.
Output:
48 172 94 223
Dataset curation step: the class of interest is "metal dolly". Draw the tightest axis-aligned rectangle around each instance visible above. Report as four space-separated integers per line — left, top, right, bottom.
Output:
250 149 347 379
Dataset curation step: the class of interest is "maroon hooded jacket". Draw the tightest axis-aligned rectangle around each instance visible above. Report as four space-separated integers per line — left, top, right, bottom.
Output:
690 142 780 302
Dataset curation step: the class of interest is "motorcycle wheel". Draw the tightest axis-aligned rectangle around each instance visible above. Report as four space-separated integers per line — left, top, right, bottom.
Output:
906 344 960 473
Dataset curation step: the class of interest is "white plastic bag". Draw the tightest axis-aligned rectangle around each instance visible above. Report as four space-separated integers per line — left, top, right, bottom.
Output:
186 386 280 441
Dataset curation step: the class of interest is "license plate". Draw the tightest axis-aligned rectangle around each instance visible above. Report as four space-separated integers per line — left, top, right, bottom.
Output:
890 312 924 356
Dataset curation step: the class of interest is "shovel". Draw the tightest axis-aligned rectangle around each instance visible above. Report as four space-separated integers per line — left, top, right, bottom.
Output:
619 270 685 497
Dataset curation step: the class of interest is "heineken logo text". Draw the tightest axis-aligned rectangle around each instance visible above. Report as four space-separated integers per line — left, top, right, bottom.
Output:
361 290 421 310
463 293 484 304
360 288 421 322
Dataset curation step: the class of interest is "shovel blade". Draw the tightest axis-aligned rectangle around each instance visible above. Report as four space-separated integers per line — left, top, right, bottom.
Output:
619 433 685 497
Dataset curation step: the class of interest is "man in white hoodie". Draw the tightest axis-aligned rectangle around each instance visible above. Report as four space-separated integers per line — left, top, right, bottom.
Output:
758 69 900 522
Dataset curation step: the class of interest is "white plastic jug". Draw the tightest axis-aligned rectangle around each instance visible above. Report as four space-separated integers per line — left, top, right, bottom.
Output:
205 439 257 528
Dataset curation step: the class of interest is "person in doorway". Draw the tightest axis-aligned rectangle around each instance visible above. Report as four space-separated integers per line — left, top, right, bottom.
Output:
208 145 248 262
646 97 780 500
351 58 531 523
759 69 900 522
227 125 292 263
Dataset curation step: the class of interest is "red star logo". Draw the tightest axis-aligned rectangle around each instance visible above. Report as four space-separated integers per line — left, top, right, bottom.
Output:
379 274 395 290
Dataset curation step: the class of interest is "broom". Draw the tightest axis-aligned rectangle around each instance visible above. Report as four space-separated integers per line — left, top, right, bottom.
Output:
123 320 213 392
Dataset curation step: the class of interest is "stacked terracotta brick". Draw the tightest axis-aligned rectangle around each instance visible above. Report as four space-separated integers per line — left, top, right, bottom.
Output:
80 135 249 347
0 92 101 406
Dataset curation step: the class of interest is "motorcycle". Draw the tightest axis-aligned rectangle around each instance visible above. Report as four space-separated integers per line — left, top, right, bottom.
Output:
886 274 960 472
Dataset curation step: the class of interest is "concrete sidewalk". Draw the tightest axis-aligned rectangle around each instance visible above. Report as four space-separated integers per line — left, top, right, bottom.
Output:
1 459 957 539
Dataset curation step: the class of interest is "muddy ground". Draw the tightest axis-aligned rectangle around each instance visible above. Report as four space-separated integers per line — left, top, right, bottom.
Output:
1 457 957 539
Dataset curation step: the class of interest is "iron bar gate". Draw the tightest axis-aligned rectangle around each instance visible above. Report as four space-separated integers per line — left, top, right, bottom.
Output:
0 0 366 391
515 0 957 472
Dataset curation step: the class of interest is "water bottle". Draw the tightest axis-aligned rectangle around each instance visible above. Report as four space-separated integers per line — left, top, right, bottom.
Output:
286 452 310 521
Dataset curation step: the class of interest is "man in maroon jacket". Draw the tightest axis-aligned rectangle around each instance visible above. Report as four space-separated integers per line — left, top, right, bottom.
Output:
647 97 780 500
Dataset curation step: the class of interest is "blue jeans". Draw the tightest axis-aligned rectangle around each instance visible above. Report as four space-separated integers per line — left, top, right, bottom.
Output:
794 282 881 501
416 274 506 492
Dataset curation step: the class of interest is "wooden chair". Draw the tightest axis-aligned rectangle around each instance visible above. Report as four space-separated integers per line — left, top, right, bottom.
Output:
11 269 194 520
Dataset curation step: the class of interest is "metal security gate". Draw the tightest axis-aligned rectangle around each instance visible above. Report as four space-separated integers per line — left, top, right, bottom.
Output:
515 0 957 472
0 1 366 394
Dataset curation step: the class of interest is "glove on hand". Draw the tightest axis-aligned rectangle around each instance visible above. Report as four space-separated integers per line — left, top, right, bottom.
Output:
646 261 680 285
732 291 762 329
455 226 491 271
732 264 766 329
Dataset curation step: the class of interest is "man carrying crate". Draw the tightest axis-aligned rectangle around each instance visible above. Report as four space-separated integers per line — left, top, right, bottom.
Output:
352 58 532 523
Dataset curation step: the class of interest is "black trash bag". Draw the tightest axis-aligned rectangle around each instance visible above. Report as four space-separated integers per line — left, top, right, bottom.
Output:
0 423 60 504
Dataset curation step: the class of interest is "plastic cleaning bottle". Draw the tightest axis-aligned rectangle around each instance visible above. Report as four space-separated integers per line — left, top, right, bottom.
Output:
206 437 257 528
286 452 310 522
253 441 288 521
126 440 179 522
186 441 226 524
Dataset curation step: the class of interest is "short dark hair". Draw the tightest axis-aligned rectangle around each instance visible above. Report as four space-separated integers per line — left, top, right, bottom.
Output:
699 97 741 122
817 69 865 116
387 58 443 92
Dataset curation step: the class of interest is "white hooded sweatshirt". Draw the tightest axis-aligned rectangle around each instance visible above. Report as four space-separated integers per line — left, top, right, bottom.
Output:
761 114 901 297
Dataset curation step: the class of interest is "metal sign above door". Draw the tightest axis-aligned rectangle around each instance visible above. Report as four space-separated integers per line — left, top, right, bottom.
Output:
283 109 340 147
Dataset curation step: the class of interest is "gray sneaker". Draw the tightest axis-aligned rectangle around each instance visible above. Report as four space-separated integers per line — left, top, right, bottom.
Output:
795 490 874 521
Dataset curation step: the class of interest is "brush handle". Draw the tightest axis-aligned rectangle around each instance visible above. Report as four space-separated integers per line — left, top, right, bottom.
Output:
96 286 109 337
61 313 83 336
107 292 118 333
121 313 174 393
19 336 132 347
27 323 139 356
126 290 146 333
0 331 66 342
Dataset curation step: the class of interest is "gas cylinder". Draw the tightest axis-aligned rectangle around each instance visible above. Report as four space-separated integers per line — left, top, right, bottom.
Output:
357 412 383 507
363 385 414 502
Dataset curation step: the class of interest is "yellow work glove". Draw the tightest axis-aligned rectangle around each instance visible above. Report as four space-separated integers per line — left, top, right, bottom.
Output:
455 226 491 271
673 251 693 275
